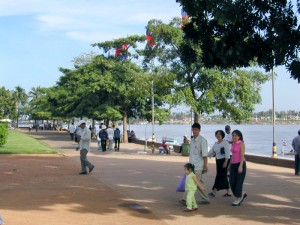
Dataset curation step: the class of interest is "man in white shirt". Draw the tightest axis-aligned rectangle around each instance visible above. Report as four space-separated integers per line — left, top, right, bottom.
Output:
106 125 114 150
179 123 210 205
78 120 94 175
68 123 76 140
224 125 233 144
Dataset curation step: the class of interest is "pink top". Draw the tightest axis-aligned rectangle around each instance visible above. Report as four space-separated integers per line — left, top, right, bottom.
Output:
231 140 245 164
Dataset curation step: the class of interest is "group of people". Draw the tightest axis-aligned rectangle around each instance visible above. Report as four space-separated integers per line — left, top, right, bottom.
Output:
96 124 121 152
180 123 247 212
68 121 122 175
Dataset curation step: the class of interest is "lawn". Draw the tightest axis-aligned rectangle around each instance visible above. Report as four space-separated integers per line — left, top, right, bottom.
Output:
0 130 57 154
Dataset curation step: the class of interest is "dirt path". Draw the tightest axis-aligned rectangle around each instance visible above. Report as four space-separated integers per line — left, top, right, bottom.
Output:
0 131 166 225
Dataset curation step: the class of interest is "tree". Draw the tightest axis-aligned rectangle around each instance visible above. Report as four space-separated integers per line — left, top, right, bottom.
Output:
177 0 300 82
143 18 269 123
93 35 174 141
0 87 14 119
12 86 27 127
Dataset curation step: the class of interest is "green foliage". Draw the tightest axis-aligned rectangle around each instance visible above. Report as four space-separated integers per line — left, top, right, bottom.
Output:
0 123 8 146
0 87 15 119
142 18 269 123
177 0 300 82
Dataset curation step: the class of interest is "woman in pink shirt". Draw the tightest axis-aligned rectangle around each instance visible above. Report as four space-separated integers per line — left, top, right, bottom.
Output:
230 130 247 206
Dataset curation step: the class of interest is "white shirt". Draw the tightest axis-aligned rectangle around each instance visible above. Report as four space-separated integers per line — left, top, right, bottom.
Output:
107 127 114 140
79 127 91 151
208 140 231 159
224 132 233 144
189 135 208 171
75 126 82 137
69 124 76 133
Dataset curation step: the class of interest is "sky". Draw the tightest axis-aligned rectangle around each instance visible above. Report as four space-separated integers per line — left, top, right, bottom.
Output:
0 0 299 112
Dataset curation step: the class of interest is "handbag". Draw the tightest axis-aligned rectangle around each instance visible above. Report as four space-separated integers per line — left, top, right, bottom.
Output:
176 174 186 192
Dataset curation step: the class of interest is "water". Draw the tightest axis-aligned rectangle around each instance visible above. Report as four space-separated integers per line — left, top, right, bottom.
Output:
123 124 300 158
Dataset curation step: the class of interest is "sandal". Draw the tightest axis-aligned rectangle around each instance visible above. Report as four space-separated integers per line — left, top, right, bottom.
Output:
223 193 232 197
208 192 216 197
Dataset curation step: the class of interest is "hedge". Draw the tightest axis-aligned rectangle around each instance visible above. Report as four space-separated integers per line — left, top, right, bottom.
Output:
0 123 8 146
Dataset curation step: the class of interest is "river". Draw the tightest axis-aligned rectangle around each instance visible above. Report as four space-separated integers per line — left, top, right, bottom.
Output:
122 124 300 159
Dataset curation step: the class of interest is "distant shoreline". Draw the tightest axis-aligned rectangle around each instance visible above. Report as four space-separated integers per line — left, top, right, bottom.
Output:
130 120 300 126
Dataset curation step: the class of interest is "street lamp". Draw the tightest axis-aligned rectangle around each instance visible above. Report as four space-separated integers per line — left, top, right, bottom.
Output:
272 67 277 158
151 79 155 153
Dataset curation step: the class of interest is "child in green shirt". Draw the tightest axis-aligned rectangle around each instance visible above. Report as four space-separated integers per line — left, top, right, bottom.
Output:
184 163 204 212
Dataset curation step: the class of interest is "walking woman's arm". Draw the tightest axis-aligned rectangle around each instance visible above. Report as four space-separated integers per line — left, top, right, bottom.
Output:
238 142 245 174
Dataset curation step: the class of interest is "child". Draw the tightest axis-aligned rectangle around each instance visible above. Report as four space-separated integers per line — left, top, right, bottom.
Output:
183 163 204 212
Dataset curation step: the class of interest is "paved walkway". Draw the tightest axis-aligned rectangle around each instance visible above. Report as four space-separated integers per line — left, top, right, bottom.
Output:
1 130 300 225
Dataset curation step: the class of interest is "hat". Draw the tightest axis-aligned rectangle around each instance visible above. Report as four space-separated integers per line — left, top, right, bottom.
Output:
79 120 86 125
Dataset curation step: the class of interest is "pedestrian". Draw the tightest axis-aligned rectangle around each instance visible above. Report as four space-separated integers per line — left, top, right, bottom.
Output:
95 125 102 150
106 125 114 150
114 126 121 151
183 163 204 212
77 120 94 175
230 130 247 206
68 123 76 140
224 125 233 144
179 122 210 206
292 129 300 176
29 123 32 132
207 130 231 197
99 125 108 152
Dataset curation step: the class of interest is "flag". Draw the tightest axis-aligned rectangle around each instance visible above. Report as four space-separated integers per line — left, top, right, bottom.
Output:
181 9 189 29
146 29 156 48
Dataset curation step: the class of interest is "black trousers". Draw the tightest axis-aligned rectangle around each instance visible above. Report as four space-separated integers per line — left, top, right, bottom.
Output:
114 138 120 150
295 155 300 175
101 139 107 152
212 158 230 191
230 162 246 198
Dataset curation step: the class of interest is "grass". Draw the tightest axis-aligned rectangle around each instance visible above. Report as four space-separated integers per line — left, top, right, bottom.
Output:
0 130 58 154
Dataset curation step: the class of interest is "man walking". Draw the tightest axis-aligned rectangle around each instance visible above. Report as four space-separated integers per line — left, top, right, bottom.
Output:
114 126 121 151
292 129 300 176
78 120 95 175
106 125 114 150
179 123 210 205
68 122 76 140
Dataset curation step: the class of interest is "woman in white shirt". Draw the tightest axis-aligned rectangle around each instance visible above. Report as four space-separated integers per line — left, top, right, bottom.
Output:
208 130 231 197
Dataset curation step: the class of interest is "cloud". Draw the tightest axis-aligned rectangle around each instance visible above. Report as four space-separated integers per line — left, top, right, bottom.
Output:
0 0 181 42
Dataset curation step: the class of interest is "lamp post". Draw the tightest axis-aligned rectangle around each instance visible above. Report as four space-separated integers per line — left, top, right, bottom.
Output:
272 67 277 157
151 79 155 153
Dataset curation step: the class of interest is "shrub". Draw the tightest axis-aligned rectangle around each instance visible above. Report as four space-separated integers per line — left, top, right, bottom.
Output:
0 123 8 146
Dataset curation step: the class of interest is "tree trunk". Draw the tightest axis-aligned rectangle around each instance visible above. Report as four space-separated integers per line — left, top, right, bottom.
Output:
122 112 128 143
194 112 199 123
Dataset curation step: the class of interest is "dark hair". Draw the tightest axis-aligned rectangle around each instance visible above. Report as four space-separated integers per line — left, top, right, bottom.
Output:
215 130 225 139
184 163 195 173
232 129 244 142
192 123 201 130
225 125 230 130
298 129 300 135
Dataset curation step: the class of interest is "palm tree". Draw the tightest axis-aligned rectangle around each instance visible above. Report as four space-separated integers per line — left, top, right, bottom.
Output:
12 86 27 128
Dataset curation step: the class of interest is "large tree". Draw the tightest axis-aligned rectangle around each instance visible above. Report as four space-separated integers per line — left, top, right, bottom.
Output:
143 18 269 123
176 0 300 82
